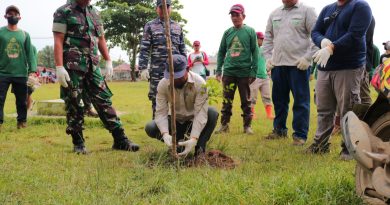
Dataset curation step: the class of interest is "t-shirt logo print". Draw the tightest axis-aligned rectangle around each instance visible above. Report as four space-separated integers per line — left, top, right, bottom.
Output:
230 36 243 57
6 37 20 59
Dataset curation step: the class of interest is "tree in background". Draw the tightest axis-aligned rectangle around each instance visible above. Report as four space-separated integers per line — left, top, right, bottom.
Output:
96 0 188 81
38 45 55 69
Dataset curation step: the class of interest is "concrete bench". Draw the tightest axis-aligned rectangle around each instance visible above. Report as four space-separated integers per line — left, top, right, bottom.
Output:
36 99 66 116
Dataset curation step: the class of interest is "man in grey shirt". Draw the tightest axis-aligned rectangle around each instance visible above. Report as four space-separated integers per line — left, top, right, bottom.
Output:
262 0 317 146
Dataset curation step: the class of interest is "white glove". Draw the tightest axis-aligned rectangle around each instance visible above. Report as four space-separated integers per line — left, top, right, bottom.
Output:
177 138 198 156
266 59 274 71
140 69 150 81
101 60 113 79
297 57 310 70
162 133 172 147
321 38 332 49
313 46 333 68
56 66 70 88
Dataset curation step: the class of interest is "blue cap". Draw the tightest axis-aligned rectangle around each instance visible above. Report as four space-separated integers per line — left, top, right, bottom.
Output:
156 0 171 7
164 54 187 79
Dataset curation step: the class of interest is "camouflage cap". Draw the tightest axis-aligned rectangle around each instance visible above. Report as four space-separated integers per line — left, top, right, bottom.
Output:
156 0 171 7
164 54 187 79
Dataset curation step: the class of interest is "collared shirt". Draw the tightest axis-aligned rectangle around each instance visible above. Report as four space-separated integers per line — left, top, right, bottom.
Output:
52 2 103 72
155 71 208 138
263 2 318 66
138 18 186 74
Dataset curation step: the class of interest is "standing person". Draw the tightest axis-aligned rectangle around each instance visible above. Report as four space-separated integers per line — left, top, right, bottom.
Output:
357 16 375 117
307 0 372 160
370 44 380 80
250 32 274 120
215 4 258 135
0 5 37 130
41 68 48 84
380 41 390 64
53 0 139 154
188 40 209 80
262 0 317 145
138 0 186 119
26 45 39 111
145 54 219 158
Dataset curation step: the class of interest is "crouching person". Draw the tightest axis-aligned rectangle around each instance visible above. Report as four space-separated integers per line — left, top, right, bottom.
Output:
145 54 219 157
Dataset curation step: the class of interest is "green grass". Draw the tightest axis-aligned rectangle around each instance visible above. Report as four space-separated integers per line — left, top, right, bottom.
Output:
0 81 371 204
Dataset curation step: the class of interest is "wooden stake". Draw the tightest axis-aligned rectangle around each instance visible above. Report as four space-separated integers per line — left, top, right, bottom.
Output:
161 0 177 158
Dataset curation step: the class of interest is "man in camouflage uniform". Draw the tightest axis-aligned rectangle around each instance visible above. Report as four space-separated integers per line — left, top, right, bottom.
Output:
138 0 186 119
53 0 139 154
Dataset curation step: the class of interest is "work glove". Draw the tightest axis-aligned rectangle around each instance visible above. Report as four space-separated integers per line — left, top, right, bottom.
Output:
297 57 310 70
140 69 150 81
162 133 172 147
177 137 198 156
266 59 274 71
313 46 333 68
56 66 70 88
321 38 332 48
101 60 113 79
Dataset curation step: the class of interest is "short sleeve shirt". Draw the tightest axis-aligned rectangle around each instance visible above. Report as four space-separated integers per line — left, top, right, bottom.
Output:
52 2 104 72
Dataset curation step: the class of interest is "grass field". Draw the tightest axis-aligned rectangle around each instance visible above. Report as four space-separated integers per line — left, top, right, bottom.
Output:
0 80 372 204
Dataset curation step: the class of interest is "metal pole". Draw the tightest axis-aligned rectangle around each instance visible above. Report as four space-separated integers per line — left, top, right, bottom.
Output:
161 0 177 158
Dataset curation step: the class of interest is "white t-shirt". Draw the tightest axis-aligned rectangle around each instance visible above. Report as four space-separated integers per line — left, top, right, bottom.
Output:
189 52 206 76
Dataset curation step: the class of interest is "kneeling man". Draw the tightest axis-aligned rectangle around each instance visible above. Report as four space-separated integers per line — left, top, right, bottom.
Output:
145 54 219 157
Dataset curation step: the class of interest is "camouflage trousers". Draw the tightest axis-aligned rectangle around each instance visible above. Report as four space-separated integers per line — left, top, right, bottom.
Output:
60 68 122 135
148 71 164 119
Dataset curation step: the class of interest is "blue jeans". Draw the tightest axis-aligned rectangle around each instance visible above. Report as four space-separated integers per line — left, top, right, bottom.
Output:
271 66 310 140
0 77 28 124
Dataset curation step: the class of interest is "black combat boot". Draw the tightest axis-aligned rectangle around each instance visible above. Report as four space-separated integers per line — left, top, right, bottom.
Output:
112 128 140 152
71 132 87 154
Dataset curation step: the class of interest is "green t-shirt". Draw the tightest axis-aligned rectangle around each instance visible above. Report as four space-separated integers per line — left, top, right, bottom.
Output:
256 46 267 79
0 27 36 77
216 25 258 77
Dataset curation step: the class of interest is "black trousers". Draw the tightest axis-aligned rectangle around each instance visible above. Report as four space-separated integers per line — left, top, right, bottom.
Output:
145 107 219 155
221 75 254 127
0 77 28 124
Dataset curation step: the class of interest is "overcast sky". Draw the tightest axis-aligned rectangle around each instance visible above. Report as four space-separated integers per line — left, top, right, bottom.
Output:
0 0 388 62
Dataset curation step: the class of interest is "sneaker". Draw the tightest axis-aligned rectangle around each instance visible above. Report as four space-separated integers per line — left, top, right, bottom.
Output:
112 139 140 152
305 142 330 154
17 122 27 129
244 126 254 135
73 144 87 154
265 130 287 140
215 124 229 134
292 135 306 146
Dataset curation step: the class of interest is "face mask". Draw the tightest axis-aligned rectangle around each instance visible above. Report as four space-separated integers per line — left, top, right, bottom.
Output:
7 16 19 25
